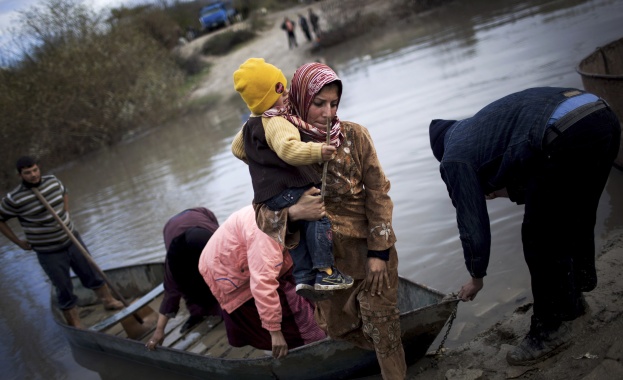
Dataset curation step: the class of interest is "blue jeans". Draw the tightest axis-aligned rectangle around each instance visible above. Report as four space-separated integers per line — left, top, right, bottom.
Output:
265 185 334 285
36 231 104 310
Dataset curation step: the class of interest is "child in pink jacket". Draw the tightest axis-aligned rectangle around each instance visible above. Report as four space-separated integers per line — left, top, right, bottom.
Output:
198 205 325 358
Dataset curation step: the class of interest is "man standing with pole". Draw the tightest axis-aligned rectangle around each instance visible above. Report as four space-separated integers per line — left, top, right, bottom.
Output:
0 156 123 328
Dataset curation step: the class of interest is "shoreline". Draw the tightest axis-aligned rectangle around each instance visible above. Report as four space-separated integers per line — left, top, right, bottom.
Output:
409 228 623 379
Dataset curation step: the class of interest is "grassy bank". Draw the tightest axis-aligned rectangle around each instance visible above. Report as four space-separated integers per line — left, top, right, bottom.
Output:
0 0 291 191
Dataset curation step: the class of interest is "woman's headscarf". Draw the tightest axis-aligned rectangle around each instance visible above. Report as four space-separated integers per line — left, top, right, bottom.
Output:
264 62 344 147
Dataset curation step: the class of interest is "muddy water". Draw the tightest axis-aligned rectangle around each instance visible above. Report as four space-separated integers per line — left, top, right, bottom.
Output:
1 0 622 378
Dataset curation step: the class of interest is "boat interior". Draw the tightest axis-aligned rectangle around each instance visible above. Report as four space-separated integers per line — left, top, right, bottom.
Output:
52 262 452 362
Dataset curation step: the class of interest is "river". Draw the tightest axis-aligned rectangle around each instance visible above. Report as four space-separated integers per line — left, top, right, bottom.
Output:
1 0 622 378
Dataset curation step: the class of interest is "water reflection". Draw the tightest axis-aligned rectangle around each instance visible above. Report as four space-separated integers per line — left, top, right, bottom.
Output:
1 0 622 378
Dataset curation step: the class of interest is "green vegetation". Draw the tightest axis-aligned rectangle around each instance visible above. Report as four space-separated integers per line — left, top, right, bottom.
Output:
0 0 438 191
201 29 255 55
0 0 300 191
0 0 187 190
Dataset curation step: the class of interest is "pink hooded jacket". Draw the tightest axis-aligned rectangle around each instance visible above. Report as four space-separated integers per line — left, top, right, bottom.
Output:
198 205 293 331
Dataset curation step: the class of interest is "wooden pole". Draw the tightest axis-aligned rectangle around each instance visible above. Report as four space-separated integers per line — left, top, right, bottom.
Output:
321 117 331 201
31 187 144 324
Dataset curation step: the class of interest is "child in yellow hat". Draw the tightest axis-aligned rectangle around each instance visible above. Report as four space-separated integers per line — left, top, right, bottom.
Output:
231 58 353 300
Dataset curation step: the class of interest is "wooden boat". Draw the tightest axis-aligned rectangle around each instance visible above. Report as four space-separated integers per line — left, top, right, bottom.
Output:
577 36 623 170
52 262 458 380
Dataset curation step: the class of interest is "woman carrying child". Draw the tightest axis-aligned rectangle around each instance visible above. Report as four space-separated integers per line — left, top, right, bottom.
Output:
254 62 407 379
231 58 353 299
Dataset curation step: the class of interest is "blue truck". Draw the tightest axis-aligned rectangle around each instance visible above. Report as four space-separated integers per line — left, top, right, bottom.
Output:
199 1 237 32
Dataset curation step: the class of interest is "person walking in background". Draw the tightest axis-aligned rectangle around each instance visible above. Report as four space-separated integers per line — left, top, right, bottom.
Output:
308 8 321 38
145 207 222 351
198 205 327 359
0 156 123 329
281 16 298 49
298 13 312 42
428 87 620 366
254 62 407 379
231 57 353 299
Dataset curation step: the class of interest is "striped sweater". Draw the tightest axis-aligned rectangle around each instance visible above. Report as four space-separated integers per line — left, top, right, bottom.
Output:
0 175 74 252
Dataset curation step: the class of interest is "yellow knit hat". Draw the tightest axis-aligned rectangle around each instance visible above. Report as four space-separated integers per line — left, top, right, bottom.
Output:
233 58 287 115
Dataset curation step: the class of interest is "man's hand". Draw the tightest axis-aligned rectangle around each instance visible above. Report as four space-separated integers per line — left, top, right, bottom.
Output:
365 257 390 296
458 277 484 301
0 221 32 250
17 240 31 250
269 330 288 359
288 188 325 222
485 188 509 200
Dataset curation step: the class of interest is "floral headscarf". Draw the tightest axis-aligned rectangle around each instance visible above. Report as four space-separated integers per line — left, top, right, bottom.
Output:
264 62 344 147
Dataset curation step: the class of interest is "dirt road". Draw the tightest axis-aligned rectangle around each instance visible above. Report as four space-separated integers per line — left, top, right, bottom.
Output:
179 4 324 103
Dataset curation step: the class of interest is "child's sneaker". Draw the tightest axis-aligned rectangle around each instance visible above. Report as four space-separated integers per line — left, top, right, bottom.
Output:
314 268 354 291
296 283 334 301
296 283 314 294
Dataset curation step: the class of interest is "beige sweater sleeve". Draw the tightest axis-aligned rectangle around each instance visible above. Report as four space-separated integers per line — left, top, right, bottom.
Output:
264 116 323 166
231 127 247 163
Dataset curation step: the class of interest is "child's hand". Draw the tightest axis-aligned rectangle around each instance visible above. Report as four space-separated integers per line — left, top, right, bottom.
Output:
321 144 337 161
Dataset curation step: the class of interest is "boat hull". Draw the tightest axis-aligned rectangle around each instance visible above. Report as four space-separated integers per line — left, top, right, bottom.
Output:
577 36 623 170
53 263 458 379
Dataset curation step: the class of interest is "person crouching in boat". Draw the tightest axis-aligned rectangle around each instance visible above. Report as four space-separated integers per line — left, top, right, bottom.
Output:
198 204 327 358
146 207 222 351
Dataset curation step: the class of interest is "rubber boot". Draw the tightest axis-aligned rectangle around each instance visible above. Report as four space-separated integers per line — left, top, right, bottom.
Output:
506 320 572 366
94 284 124 310
62 307 84 329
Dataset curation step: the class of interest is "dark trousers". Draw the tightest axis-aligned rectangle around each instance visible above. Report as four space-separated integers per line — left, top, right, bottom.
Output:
167 227 222 317
286 31 297 49
265 185 333 285
36 232 104 310
302 27 312 41
522 107 620 326
222 269 325 349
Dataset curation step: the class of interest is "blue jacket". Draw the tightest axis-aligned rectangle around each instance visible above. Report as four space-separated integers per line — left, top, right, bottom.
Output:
435 87 591 278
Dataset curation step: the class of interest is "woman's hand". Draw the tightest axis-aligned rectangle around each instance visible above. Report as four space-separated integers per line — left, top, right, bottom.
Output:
458 277 484 301
288 188 325 221
365 257 390 296
321 144 337 161
145 314 168 351
269 330 288 359
145 328 164 351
